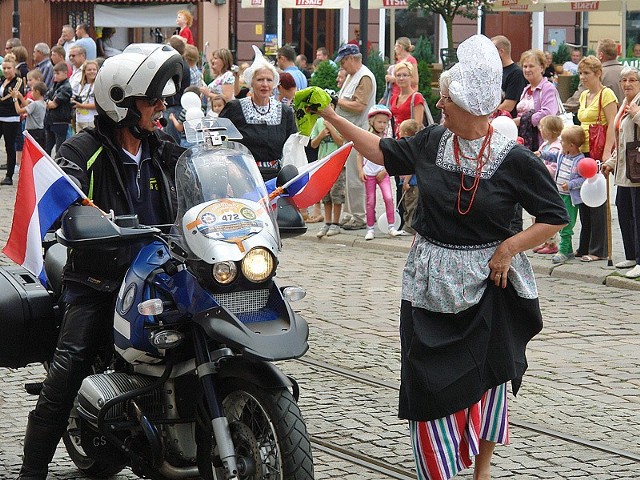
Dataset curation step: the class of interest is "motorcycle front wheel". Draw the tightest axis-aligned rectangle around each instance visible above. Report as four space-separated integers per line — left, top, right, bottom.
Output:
197 380 314 480
62 403 126 477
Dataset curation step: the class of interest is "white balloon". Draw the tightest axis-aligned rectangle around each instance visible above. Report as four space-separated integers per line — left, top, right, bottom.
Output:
491 116 518 141
377 211 401 233
181 91 202 111
185 107 204 121
580 173 607 207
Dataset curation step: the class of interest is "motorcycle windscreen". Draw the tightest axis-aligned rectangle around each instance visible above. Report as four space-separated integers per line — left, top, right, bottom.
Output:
173 144 280 261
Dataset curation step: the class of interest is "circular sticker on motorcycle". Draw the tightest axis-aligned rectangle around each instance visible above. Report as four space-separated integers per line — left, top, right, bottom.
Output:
186 200 264 242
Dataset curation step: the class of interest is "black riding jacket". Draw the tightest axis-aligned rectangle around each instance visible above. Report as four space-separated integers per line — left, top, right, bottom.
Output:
55 117 185 295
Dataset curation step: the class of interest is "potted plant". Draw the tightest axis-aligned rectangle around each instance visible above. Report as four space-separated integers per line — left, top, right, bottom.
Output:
552 43 571 74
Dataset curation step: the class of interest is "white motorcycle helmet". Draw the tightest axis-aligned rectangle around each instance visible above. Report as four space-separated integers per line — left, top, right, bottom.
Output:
94 43 183 131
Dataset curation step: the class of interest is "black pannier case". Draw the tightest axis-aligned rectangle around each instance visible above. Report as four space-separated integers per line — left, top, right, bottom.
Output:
0 265 58 368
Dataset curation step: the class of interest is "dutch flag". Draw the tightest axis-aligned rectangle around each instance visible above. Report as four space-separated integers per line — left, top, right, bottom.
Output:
266 141 353 209
2 132 85 285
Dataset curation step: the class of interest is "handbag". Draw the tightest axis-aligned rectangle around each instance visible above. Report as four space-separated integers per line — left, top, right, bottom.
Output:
554 89 574 127
588 90 607 160
625 124 640 183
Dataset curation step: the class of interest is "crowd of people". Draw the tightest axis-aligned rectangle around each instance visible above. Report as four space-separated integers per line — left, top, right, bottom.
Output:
487 35 640 279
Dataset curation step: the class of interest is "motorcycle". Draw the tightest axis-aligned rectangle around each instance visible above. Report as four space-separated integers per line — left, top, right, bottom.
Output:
0 118 314 479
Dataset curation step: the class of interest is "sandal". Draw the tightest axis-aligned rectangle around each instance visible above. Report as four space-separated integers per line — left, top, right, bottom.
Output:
580 255 602 262
306 215 324 223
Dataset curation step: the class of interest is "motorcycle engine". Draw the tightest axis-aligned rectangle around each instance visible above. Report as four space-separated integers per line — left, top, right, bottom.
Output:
77 372 162 424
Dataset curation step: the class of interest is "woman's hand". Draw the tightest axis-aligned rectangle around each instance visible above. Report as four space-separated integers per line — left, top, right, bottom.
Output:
488 242 515 288
376 170 387 182
628 103 640 118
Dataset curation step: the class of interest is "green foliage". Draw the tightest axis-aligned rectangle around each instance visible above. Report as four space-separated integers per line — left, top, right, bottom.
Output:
417 59 439 123
366 50 387 104
552 43 571 65
309 61 339 91
413 36 436 64
408 0 492 50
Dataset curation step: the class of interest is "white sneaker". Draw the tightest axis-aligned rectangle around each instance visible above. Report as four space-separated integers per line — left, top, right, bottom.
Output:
390 228 409 237
326 224 341 236
316 224 330 238
364 229 375 240
615 259 637 269
625 265 640 279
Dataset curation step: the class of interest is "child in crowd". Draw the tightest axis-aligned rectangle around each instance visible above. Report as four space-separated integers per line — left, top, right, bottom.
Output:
537 125 586 264
358 104 397 240
44 62 73 155
532 114 564 254
538 115 563 176
210 95 226 117
11 81 47 148
176 9 195 46
311 115 345 238
397 119 420 236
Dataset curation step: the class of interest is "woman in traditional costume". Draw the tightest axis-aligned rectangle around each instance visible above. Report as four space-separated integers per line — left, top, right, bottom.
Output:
318 34 568 479
219 46 296 180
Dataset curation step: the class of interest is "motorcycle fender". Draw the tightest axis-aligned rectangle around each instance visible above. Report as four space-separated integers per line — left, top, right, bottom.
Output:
215 356 292 390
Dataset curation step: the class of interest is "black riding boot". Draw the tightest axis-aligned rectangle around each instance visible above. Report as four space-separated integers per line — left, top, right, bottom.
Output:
17 412 66 480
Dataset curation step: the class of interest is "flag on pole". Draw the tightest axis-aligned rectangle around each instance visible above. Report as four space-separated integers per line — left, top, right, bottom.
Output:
2 132 86 284
266 142 353 209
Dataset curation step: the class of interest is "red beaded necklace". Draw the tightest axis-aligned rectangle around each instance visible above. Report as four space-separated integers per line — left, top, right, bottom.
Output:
452 125 493 215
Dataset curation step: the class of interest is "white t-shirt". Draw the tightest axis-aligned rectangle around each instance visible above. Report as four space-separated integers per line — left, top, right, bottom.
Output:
362 157 384 176
75 83 97 124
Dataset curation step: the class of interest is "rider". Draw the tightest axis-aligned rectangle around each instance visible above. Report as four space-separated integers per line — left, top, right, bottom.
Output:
17 44 185 480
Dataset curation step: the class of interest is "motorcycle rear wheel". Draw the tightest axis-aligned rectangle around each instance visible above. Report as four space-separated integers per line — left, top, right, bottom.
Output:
197 380 314 480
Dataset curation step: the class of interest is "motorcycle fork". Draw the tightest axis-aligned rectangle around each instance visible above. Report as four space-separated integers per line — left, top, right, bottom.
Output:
192 324 239 479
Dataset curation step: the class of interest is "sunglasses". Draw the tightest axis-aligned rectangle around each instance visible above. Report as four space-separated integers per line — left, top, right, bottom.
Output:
139 97 165 107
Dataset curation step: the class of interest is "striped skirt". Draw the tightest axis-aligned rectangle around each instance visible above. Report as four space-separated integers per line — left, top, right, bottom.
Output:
409 383 509 480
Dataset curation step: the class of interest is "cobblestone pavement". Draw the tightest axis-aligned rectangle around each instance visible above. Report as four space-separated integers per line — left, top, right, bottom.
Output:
1 143 639 479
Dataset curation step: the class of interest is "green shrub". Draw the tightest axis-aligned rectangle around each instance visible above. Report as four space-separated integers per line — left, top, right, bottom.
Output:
366 50 387 104
309 61 339 91
413 35 436 64
552 43 571 65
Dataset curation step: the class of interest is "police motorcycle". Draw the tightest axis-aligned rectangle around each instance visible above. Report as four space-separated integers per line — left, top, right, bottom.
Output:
1 125 313 480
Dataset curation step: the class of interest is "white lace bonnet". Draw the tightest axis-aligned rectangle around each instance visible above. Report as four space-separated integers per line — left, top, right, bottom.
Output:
447 35 502 116
244 45 280 88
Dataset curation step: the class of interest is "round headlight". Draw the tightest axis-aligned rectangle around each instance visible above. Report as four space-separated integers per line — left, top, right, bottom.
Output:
212 261 238 285
241 248 275 283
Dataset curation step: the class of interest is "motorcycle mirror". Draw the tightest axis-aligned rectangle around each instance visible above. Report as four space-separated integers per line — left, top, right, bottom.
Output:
276 164 299 188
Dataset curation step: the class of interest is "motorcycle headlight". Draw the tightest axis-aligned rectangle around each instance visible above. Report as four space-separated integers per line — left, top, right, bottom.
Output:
241 248 275 283
212 261 238 285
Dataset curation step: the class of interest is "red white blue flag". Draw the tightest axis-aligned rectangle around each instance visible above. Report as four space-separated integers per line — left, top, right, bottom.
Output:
266 142 353 209
2 132 85 284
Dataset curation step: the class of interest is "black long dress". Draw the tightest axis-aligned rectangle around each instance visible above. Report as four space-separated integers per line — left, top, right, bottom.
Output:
380 125 569 422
